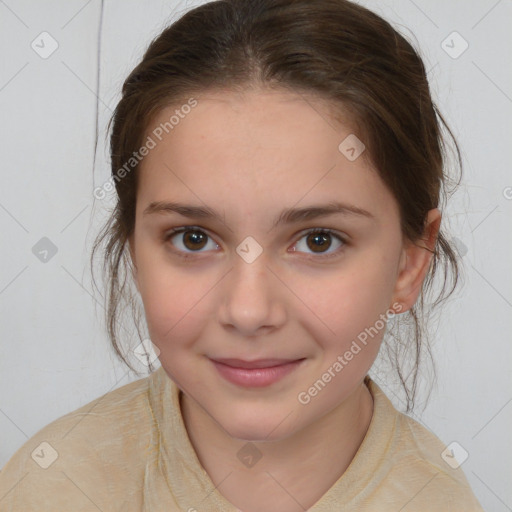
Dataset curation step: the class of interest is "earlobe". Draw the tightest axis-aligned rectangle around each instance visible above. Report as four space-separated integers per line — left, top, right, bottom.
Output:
391 208 441 312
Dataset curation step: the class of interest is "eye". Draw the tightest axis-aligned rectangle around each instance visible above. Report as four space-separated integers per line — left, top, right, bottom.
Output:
164 227 219 257
163 226 347 260
291 228 346 259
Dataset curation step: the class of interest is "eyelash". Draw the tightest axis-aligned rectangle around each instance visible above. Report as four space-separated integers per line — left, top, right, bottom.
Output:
163 226 348 261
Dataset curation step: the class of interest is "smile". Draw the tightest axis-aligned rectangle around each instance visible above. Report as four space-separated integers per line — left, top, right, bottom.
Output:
210 358 306 388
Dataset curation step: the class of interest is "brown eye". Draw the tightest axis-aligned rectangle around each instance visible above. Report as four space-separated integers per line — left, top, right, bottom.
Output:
182 230 208 250
165 227 218 255
306 231 332 253
293 228 346 259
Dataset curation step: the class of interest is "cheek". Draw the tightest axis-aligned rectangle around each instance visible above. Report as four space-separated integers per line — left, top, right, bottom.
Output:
298 256 397 339
135 253 221 359
288 253 400 384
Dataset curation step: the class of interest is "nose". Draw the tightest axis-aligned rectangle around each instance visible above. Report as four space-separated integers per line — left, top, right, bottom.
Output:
218 253 287 338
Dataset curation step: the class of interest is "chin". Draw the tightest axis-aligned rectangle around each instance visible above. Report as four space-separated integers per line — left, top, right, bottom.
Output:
223 423 285 442
216 406 299 442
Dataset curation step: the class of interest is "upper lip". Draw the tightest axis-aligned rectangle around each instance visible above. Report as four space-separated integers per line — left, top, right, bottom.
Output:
211 358 304 369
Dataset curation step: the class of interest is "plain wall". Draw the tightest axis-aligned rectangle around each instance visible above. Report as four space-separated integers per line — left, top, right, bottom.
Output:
1 1 511 510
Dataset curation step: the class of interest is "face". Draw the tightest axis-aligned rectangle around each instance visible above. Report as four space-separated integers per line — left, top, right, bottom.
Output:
130 88 434 441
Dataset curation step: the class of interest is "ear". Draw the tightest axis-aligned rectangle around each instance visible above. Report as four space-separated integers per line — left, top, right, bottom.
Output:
128 233 139 292
391 208 441 313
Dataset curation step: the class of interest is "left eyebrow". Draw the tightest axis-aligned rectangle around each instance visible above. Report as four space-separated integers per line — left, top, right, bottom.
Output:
143 200 375 228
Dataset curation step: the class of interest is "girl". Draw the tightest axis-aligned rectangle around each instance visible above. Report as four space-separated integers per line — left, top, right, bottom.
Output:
0 0 485 510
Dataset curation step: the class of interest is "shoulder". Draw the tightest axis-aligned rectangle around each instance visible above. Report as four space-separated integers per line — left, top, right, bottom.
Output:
0 372 155 511
390 413 482 508
365 379 484 511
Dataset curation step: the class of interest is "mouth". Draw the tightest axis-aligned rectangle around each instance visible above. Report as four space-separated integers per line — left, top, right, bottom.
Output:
209 357 306 388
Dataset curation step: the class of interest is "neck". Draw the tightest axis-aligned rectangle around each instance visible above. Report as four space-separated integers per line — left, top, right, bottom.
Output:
180 379 374 512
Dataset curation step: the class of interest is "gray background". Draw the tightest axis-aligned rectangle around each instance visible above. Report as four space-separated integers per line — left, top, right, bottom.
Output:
1 1 511 510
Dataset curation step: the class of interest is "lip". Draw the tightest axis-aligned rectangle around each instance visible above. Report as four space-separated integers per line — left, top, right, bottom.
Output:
210 357 305 388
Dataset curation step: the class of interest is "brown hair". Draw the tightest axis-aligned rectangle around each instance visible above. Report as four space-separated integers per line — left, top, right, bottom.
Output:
91 0 463 413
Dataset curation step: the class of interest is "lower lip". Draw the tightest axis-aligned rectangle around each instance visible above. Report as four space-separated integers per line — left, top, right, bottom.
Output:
211 360 304 388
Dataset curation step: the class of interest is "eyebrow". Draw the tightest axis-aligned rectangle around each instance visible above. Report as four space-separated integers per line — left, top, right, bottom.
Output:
143 200 374 228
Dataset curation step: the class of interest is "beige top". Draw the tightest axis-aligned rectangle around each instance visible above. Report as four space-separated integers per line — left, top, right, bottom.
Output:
0 366 484 511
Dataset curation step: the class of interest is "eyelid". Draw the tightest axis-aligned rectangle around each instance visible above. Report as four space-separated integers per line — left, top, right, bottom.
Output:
295 226 348 241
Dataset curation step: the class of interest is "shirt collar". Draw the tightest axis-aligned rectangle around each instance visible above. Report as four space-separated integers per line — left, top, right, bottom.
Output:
144 366 396 511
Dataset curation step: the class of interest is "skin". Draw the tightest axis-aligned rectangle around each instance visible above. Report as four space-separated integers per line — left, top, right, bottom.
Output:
129 87 441 511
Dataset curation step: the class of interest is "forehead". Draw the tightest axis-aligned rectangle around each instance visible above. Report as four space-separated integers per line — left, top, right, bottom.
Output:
136 89 397 224
143 88 356 162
